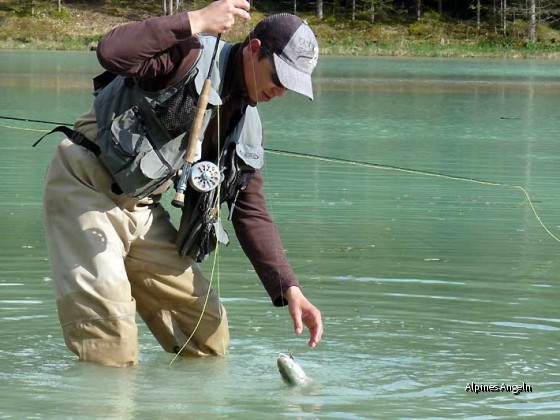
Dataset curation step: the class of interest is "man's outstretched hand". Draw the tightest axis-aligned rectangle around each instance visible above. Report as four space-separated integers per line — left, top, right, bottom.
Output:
285 286 323 348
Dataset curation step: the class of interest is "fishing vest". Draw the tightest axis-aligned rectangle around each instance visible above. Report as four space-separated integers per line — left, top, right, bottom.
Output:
93 35 264 199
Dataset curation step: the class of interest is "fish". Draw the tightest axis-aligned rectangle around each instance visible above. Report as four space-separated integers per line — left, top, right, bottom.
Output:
277 353 309 386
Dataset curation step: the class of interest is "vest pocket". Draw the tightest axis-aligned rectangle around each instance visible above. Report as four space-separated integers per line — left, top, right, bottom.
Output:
107 107 144 170
102 106 174 198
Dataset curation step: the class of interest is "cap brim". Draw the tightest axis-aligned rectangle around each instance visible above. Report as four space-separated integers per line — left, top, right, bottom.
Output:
273 54 314 100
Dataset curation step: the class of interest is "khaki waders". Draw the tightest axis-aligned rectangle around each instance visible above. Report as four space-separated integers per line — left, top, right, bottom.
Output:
43 139 229 367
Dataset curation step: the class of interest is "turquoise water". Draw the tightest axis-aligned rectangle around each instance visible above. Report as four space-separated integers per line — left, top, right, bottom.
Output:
1 51 559 418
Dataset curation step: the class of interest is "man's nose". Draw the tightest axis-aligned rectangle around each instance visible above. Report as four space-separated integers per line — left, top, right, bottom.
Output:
273 86 287 97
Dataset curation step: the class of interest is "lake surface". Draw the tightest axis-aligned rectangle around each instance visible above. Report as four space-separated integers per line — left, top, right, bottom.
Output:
1 51 559 418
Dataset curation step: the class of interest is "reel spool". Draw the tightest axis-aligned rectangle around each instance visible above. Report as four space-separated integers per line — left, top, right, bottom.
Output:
189 161 221 192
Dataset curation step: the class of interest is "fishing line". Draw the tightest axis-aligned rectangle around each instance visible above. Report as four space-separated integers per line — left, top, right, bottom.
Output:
0 115 71 133
170 34 226 364
0 115 71 126
0 124 49 133
264 148 560 243
215 99 225 355
246 32 294 350
169 217 222 365
2 115 558 244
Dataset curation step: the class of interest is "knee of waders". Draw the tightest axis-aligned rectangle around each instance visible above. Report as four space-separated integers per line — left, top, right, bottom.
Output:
61 317 139 367
148 307 230 357
57 293 139 367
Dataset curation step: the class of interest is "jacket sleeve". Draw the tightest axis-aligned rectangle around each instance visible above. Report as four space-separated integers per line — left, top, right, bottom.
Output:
230 170 301 307
96 12 195 79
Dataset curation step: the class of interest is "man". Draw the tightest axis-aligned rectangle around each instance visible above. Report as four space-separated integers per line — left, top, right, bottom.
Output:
42 0 323 367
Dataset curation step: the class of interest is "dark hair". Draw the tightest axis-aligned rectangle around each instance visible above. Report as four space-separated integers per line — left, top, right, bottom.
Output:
258 45 274 60
243 33 274 61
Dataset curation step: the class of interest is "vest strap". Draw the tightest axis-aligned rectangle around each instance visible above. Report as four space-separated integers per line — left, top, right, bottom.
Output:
33 125 101 156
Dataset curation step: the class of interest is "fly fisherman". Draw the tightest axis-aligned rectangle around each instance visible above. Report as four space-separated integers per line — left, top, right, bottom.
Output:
41 0 323 366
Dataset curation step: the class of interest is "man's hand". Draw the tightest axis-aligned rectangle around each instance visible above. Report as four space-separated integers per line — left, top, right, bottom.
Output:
189 0 251 35
285 286 323 348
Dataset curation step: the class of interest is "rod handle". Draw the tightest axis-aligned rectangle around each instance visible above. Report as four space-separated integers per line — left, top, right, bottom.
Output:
171 191 186 208
172 162 191 208
184 78 212 164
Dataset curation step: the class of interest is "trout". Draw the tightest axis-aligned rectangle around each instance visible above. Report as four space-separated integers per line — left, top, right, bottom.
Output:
277 353 309 386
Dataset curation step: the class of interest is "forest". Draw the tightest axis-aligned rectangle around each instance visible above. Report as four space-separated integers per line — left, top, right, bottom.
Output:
2 1 560 56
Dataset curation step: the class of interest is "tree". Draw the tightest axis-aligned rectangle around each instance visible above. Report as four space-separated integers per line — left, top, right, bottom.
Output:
528 0 537 41
476 0 481 30
502 0 507 35
317 0 324 19
163 0 182 15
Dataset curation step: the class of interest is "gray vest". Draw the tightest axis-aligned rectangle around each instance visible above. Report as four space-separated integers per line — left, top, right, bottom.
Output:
94 35 263 199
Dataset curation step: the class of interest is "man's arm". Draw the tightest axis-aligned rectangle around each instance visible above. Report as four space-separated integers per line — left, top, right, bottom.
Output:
231 171 323 347
96 0 250 78
231 171 297 305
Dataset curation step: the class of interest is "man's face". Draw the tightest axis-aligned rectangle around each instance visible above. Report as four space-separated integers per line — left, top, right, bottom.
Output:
243 39 287 103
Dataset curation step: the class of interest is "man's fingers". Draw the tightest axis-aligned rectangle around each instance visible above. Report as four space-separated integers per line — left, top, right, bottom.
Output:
232 0 251 12
291 307 303 335
305 313 323 348
285 287 323 345
231 8 250 21
311 321 323 347
229 0 251 21
192 0 251 34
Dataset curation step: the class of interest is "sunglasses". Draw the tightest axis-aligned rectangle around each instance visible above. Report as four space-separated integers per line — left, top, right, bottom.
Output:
268 56 284 89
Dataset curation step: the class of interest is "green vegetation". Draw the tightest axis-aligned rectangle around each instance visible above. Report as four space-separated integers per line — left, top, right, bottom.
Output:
1 0 559 58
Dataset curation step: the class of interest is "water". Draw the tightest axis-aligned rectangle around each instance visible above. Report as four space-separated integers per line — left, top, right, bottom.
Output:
1 51 559 418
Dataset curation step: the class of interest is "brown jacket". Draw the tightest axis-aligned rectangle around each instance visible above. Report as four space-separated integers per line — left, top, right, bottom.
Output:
96 12 299 306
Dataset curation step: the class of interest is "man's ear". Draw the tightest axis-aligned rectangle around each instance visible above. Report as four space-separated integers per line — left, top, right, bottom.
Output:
248 38 262 55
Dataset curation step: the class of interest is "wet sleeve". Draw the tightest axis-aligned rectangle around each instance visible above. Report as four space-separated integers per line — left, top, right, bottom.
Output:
230 171 301 307
96 12 193 78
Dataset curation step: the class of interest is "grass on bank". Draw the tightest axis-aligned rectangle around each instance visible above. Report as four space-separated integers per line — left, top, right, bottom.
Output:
1 1 560 59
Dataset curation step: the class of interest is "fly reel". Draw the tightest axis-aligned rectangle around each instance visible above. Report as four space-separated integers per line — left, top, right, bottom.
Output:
189 161 221 192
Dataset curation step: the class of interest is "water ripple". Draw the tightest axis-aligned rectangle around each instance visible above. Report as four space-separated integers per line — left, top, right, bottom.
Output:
333 275 465 285
0 300 43 304
490 321 560 332
383 292 493 303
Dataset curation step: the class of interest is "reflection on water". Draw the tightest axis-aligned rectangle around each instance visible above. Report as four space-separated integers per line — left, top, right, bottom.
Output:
1 52 559 418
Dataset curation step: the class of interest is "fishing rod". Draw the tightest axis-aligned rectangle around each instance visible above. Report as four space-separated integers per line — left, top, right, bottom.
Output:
171 33 222 208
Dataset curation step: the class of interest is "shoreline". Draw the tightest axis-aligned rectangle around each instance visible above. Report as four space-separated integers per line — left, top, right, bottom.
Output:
2 43 558 61
1 7 559 60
